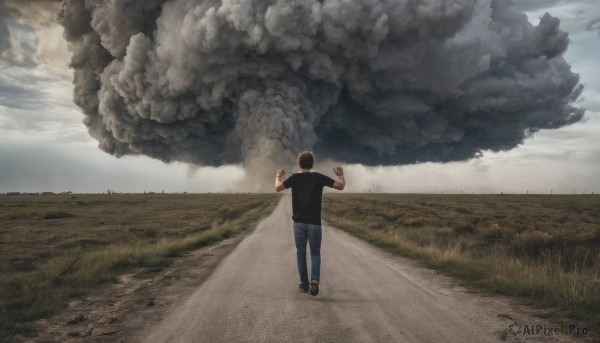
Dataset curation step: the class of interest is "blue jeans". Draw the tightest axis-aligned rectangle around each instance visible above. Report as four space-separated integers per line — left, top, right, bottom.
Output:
293 222 322 286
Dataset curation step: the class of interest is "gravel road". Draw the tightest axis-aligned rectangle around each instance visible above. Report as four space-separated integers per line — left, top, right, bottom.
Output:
142 196 569 343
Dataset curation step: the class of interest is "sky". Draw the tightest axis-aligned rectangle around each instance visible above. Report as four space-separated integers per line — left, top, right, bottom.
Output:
0 0 599 194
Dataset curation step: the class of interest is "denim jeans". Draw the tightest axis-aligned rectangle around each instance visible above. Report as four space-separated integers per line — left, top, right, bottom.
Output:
293 222 322 286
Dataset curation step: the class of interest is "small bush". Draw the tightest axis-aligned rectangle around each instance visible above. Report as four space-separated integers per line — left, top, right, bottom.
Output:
512 230 553 253
129 227 158 238
477 223 503 240
453 224 474 235
401 212 438 227
365 215 385 229
476 223 515 241
574 224 600 242
383 208 403 220
43 212 76 219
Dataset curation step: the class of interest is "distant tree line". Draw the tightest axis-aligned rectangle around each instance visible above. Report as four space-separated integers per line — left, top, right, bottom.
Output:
1 191 73 196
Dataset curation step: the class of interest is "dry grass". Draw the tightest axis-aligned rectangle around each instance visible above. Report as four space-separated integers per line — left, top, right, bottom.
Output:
323 194 600 334
0 193 279 341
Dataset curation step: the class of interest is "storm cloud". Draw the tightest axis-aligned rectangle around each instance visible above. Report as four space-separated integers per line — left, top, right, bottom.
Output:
0 0 60 66
1 0 59 27
0 1 10 54
54 0 584 176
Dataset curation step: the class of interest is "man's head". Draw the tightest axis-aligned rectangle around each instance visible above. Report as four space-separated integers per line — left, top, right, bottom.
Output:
298 151 314 170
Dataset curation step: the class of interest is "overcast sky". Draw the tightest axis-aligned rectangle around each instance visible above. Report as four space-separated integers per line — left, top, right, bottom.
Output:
0 0 599 194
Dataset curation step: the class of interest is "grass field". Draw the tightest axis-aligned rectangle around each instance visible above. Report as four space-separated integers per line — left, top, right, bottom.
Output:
2 193 598 340
323 194 600 334
0 193 279 341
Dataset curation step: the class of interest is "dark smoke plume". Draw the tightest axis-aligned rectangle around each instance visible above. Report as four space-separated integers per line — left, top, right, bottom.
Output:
55 0 584 177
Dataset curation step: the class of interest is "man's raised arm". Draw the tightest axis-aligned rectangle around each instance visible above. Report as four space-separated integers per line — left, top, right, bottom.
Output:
275 170 286 192
332 167 345 190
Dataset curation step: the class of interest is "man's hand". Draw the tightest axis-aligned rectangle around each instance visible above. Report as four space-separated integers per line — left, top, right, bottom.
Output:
275 169 285 192
332 167 345 190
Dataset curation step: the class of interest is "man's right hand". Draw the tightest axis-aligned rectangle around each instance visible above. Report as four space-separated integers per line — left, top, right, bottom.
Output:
276 170 285 178
333 167 343 177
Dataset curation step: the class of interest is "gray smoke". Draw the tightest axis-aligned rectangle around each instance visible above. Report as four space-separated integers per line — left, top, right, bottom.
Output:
54 0 583 181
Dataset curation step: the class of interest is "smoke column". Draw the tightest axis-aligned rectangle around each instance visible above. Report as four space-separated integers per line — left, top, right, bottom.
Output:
54 0 583 188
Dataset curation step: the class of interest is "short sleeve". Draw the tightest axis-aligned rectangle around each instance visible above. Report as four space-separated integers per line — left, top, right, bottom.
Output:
283 174 294 189
320 173 335 188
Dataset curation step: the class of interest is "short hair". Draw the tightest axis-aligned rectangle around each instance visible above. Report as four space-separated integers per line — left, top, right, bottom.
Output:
298 151 314 169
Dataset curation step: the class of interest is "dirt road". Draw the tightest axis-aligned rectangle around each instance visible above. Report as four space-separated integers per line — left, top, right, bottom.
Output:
141 196 570 343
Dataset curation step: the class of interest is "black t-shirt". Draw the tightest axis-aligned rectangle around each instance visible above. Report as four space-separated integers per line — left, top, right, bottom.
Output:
283 172 335 225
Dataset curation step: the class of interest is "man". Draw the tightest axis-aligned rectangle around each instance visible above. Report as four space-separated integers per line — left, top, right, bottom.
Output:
275 151 345 296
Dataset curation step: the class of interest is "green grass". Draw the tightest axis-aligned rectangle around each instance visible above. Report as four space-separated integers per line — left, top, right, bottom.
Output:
323 194 600 335
0 193 279 341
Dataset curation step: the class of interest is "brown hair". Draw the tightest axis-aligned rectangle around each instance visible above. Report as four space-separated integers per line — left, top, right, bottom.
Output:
298 151 314 169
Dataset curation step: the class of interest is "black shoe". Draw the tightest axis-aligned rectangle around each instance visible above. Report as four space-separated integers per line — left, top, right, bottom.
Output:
309 280 319 296
299 283 309 293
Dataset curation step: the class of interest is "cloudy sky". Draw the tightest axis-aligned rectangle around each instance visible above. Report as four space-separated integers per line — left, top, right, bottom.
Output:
0 0 599 194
